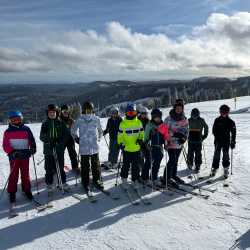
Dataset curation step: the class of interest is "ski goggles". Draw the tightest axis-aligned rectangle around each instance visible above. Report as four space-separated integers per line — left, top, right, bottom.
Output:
10 117 22 124
126 111 137 117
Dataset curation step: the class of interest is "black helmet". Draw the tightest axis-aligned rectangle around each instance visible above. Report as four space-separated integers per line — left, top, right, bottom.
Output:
47 104 58 112
151 108 162 119
61 104 69 111
191 108 200 118
220 104 230 113
82 101 94 114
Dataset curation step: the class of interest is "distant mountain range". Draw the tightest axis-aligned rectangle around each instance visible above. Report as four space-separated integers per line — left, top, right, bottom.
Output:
0 76 250 122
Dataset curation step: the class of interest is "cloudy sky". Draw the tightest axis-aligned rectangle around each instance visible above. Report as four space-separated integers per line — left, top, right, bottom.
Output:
0 0 250 83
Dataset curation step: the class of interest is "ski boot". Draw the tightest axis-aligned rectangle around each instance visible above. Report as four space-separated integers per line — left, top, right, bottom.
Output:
25 191 33 201
173 175 185 184
210 168 217 177
223 168 229 179
62 183 71 192
93 180 104 190
121 178 129 190
168 179 179 189
47 184 54 197
132 180 140 190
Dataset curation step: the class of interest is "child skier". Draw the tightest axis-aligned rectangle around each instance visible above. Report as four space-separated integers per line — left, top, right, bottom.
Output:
60 104 80 174
3 111 36 207
187 108 208 173
118 103 144 189
144 108 168 186
103 107 122 169
71 101 104 192
211 104 236 178
40 104 70 194
160 101 189 188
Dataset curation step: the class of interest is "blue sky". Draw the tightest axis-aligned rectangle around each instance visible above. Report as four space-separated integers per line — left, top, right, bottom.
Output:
0 0 250 83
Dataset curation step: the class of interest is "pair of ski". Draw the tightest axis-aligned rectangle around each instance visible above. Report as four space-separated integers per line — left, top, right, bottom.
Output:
72 186 120 203
8 198 52 219
120 185 151 206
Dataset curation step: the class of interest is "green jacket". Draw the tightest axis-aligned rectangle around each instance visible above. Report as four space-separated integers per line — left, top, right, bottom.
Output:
188 117 208 143
118 117 144 152
40 118 69 155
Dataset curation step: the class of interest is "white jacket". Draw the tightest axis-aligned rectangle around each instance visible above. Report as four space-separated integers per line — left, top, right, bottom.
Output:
71 114 102 155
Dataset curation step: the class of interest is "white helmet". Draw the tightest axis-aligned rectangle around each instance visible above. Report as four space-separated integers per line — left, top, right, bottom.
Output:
137 105 148 114
110 106 119 115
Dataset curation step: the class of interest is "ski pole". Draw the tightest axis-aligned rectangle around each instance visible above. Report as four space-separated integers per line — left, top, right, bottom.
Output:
115 151 123 186
165 149 168 190
149 144 153 193
0 160 17 202
32 155 39 195
103 134 109 149
231 149 233 175
202 143 208 169
53 148 64 194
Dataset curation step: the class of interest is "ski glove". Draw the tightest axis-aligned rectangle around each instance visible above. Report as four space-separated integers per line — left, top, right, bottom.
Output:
173 132 186 144
230 141 236 149
119 144 125 151
30 147 36 155
136 139 144 147
202 135 207 141
10 150 22 159
103 130 108 136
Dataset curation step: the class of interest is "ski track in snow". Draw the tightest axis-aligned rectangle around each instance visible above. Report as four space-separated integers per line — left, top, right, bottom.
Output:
1 97 250 250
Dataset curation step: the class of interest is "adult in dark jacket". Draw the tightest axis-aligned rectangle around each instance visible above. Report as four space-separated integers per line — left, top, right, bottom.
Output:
103 107 122 168
211 104 236 178
187 108 208 173
60 104 79 173
40 104 70 193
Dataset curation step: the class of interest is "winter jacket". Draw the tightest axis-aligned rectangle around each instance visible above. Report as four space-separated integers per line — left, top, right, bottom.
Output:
164 109 189 149
40 118 69 155
71 114 102 155
60 116 74 129
118 117 144 152
188 117 208 143
212 116 236 145
144 121 165 147
3 123 36 160
103 116 122 140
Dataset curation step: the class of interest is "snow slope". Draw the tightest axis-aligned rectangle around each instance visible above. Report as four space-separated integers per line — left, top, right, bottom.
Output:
0 97 250 250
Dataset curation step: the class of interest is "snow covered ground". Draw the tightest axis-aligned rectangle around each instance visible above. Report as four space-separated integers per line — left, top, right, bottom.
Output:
0 97 250 250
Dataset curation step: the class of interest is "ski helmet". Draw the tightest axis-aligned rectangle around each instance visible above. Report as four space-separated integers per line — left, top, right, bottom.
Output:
61 104 69 111
220 104 230 114
110 107 119 115
137 105 149 114
8 110 23 119
125 102 135 113
47 104 58 112
191 108 200 118
151 108 162 119
82 101 94 114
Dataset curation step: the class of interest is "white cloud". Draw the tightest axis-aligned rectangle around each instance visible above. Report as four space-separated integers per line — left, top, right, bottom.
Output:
1 12 250 79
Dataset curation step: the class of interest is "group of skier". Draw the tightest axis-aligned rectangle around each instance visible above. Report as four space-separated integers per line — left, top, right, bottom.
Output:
2 99 236 208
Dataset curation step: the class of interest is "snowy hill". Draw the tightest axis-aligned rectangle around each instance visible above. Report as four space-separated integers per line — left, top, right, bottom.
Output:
1 97 250 250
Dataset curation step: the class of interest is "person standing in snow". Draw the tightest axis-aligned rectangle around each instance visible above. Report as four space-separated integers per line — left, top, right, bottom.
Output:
2 111 36 205
187 108 208 173
160 101 189 188
137 106 151 184
60 104 80 174
103 107 123 169
40 104 70 194
211 104 236 178
118 103 144 189
71 101 104 192
144 108 169 186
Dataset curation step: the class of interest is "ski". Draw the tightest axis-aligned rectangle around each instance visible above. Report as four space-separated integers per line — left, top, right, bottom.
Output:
180 182 217 193
72 193 87 201
145 183 175 196
86 191 98 203
172 186 210 199
8 205 18 219
120 185 140 206
132 188 151 205
32 198 50 212
94 187 120 200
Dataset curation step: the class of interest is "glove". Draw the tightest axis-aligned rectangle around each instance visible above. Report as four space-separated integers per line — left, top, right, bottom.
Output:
74 137 80 144
103 130 108 136
10 150 22 159
173 132 186 144
119 144 125 151
230 141 236 149
30 147 36 155
178 137 186 145
202 135 207 141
